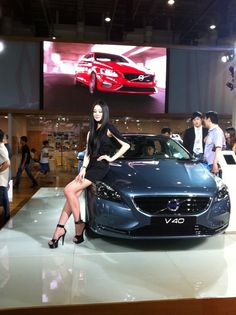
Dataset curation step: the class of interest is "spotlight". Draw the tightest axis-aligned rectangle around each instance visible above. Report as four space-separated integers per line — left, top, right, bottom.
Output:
226 81 234 91
167 0 175 5
221 50 235 63
104 13 111 23
209 24 216 30
221 55 227 63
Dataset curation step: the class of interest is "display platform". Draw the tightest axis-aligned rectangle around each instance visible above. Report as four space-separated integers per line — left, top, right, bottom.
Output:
1 188 236 315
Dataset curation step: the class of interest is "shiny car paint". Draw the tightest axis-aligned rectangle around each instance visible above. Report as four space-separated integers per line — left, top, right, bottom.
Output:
74 52 157 94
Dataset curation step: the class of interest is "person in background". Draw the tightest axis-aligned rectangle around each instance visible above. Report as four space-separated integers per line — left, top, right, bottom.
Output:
142 142 155 157
13 136 38 189
35 140 51 178
48 100 130 249
145 145 155 157
161 127 172 137
0 129 11 224
30 148 40 172
183 111 208 161
203 111 226 176
224 127 236 153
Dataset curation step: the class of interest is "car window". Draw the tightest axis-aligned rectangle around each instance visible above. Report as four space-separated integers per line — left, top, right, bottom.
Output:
121 135 190 160
82 54 93 62
94 53 128 63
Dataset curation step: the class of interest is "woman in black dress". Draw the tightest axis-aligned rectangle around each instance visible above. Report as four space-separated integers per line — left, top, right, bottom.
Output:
48 100 130 248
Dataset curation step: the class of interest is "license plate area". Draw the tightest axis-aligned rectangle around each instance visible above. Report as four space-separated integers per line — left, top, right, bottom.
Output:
151 216 196 235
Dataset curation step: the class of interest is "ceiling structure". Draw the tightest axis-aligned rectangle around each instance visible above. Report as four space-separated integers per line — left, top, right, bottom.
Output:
1 0 236 46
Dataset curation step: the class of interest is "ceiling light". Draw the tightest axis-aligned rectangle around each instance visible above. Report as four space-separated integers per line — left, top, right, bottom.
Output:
105 17 111 22
167 0 175 5
104 13 111 23
209 24 216 30
129 46 151 56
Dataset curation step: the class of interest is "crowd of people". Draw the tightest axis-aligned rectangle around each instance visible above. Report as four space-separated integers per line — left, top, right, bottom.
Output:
0 134 52 225
161 111 236 174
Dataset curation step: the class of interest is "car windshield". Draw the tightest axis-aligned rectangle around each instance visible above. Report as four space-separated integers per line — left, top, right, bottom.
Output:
121 135 191 160
94 53 128 63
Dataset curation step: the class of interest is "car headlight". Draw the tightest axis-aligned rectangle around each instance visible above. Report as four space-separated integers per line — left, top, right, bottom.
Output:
215 186 229 201
214 177 229 201
96 182 121 202
100 68 118 77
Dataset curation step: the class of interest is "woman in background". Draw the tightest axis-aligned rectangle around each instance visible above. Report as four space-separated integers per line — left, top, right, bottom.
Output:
48 100 130 248
224 127 236 153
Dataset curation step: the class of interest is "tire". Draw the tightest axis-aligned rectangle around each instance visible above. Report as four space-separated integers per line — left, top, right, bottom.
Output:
89 72 97 94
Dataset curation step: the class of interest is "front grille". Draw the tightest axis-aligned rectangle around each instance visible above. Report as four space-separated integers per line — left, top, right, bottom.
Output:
119 86 156 92
133 196 211 215
123 73 155 82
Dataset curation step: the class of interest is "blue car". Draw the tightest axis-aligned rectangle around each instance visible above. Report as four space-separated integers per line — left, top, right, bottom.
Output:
86 134 230 239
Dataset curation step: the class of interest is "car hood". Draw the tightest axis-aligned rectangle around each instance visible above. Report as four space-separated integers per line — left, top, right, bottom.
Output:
106 160 217 195
96 61 153 74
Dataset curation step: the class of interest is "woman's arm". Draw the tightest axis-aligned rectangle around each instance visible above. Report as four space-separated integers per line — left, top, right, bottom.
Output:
81 131 90 168
97 129 130 162
0 160 10 172
76 132 90 181
232 142 236 153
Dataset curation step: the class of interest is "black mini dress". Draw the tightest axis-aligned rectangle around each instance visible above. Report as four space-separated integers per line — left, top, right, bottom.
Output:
85 124 127 183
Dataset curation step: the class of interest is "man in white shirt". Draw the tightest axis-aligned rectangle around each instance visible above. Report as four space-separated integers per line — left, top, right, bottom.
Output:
203 111 226 176
183 111 208 161
35 140 51 181
0 129 11 224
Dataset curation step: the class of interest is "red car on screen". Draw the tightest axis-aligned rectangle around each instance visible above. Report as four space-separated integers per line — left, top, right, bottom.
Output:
74 52 158 94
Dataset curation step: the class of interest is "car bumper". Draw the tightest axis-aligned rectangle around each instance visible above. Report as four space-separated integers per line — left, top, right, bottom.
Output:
86 196 230 239
97 74 158 94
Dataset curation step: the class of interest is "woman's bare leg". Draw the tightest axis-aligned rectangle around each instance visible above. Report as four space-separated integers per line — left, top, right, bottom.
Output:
64 178 92 237
48 178 91 245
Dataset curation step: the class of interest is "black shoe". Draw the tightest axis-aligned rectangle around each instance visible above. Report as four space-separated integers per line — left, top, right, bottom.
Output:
48 224 67 249
73 220 86 244
30 182 38 188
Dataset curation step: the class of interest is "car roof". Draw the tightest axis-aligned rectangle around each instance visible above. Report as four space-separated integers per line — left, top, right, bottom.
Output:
122 133 167 138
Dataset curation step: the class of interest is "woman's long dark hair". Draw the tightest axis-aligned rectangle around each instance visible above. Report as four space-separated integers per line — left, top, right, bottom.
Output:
225 127 236 149
87 100 109 156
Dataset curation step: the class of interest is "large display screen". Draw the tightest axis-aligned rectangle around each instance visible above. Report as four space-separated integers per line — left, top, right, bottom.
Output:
0 40 40 110
43 42 167 115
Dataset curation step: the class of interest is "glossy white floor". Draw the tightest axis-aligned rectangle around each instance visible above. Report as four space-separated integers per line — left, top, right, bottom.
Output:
1 187 236 310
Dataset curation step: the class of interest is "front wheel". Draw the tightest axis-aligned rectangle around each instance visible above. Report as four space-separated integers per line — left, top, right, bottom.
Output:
89 72 97 94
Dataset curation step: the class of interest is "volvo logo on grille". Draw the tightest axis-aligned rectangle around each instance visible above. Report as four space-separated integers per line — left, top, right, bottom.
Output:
138 75 144 81
167 199 180 212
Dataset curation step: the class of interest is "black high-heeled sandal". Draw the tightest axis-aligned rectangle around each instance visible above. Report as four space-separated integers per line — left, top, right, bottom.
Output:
48 224 67 249
73 220 86 244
